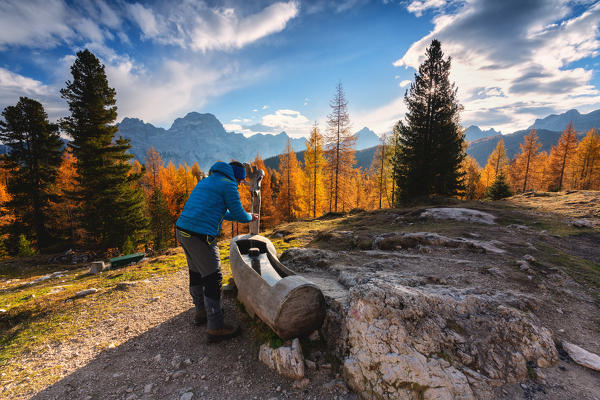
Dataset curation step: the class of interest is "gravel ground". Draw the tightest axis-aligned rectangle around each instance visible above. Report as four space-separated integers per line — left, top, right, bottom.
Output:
22 269 357 400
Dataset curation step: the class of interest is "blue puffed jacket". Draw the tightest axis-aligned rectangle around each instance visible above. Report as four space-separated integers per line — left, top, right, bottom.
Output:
176 162 252 236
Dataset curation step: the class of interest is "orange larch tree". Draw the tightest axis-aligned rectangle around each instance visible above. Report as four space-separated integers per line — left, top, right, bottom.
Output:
48 149 81 242
510 128 543 192
481 139 509 189
573 128 600 190
303 124 327 218
369 134 392 209
277 139 304 221
461 155 484 199
253 155 279 228
546 122 579 191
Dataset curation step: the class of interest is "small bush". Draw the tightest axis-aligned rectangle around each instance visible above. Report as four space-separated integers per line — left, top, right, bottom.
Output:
17 234 36 257
121 236 135 255
485 173 512 200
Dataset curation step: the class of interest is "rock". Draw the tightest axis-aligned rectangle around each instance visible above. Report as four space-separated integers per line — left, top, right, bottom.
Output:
180 392 193 400
562 341 600 371
259 338 305 379
153 354 161 362
89 261 106 274
523 255 536 263
116 281 138 290
420 208 496 225
305 359 317 370
572 219 593 228
172 370 186 379
308 330 319 341
73 288 98 298
49 286 65 294
150 296 160 302
343 279 558 399
293 378 310 390
280 248 337 271
372 232 504 254
144 383 153 393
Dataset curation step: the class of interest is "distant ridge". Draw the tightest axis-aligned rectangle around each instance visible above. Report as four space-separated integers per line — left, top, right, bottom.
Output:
529 108 600 132
116 112 306 171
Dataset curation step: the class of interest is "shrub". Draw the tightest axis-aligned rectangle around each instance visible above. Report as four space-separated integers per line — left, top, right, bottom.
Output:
17 234 36 257
485 173 513 200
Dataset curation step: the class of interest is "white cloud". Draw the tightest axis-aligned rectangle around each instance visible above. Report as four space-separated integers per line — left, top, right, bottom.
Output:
394 0 600 132
252 109 258 112
399 80 411 87
407 0 448 17
353 97 407 135
126 1 299 53
260 109 311 137
0 0 73 49
0 68 65 119
262 105 270 109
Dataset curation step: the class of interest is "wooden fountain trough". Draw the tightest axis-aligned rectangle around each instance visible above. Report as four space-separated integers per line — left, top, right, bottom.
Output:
230 234 325 340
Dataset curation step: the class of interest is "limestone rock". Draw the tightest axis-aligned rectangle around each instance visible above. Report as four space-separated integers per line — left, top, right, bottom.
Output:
343 279 558 399
372 232 504 254
89 261 106 274
563 341 600 371
259 338 305 379
421 208 496 225
280 248 336 272
73 288 98 298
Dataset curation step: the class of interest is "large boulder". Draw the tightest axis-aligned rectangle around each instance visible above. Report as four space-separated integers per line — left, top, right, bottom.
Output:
343 279 558 399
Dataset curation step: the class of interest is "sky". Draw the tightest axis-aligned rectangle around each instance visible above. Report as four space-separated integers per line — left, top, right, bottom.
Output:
2 0 600 138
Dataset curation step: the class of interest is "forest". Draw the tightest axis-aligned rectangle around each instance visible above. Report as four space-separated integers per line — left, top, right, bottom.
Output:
1 40 599 259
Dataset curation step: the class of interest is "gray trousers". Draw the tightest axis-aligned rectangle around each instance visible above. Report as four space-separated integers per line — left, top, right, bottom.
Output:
176 229 224 329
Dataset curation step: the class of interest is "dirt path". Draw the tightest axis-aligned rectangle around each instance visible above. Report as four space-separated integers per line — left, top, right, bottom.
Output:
9 269 356 400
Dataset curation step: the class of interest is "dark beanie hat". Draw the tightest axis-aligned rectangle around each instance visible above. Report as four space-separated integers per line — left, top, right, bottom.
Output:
229 161 246 181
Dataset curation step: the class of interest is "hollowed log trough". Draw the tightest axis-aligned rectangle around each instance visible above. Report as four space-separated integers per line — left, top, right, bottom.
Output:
230 234 325 340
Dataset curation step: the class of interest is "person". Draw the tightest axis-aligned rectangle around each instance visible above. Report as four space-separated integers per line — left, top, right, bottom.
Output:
176 160 258 343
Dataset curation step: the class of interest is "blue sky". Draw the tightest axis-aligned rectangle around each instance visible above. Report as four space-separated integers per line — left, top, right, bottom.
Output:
2 0 600 138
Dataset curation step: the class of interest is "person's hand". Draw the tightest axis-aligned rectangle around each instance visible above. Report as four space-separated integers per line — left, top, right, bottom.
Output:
251 213 259 221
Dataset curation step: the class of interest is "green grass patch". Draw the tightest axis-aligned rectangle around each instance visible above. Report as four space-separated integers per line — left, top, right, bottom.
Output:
535 241 600 290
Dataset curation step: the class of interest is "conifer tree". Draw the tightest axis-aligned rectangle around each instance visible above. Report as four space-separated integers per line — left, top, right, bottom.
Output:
388 123 403 205
277 139 303 221
0 97 63 249
370 134 391 209
573 128 600 189
485 173 512 200
61 49 148 248
303 124 327 218
546 122 578 191
393 40 465 200
191 162 205 182
325 82 356 212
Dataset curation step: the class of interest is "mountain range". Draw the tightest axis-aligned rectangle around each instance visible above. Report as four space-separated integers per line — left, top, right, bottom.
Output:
115 113 381 171
2 108 598 171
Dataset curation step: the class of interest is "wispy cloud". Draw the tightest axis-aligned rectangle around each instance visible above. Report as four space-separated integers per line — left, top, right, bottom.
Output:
395 0 600 132
0 68 65 119
407 0 448 17
126 1 299 52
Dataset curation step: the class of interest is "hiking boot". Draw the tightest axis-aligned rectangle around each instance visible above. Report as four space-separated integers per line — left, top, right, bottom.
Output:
194 309 207 326
207 323 241 343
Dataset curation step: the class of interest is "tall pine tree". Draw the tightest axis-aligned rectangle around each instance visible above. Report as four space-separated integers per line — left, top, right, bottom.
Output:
61 50 148 249
0 97 63 250
393 40 465 200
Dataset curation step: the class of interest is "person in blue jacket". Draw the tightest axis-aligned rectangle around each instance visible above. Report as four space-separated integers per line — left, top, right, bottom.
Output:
176 160 257 342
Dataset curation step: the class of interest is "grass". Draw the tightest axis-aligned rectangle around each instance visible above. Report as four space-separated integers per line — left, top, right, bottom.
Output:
534 241 600 291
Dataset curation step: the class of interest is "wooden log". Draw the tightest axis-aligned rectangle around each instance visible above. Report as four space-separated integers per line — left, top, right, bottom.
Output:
230 234 325 339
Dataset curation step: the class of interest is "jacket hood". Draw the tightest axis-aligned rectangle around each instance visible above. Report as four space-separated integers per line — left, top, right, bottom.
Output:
209 161 235 180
